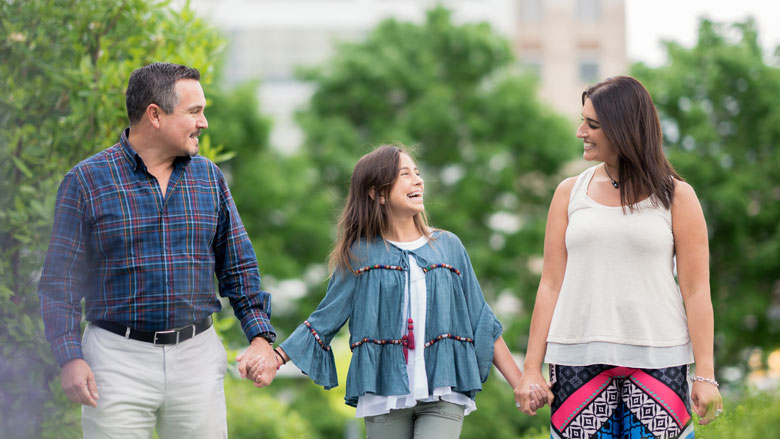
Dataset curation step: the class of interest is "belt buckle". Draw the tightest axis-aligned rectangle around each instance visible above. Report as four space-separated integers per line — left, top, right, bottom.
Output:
153 329 179 345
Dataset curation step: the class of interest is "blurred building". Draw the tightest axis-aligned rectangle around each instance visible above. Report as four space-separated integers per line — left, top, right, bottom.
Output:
184 0 626 150
516 0 627 119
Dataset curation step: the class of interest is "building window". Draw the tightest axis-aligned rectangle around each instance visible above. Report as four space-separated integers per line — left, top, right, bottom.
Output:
522 60 542 78
579 60 599 83
577 0 600 22
520 0 543 23
518 52 542 78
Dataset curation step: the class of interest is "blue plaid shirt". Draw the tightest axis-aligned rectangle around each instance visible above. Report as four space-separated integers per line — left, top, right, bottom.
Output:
39 129 274 366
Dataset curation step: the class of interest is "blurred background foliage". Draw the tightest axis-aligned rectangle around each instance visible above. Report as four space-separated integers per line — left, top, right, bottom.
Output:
1 1 778 438
0 0 225 437
632 18 780 378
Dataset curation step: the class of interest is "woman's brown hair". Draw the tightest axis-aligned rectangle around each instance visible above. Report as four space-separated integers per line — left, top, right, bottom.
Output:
329 145 432 272
583 76 682 210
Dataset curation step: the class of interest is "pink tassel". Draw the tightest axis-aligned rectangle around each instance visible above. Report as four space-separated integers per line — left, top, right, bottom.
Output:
401 318 415 364
406 318 415 350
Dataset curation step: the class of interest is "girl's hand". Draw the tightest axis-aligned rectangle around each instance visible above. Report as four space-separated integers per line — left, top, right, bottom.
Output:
514 373 554 416
691 380 723 425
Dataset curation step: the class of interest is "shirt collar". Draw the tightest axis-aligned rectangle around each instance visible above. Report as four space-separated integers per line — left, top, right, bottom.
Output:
119 128 143 171
119 127 192 172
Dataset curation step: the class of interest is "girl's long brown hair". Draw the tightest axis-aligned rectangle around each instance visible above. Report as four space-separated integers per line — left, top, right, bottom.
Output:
329 145 432 273
583 76 682 210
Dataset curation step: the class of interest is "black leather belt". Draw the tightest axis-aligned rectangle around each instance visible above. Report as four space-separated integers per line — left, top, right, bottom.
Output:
92 316 213 345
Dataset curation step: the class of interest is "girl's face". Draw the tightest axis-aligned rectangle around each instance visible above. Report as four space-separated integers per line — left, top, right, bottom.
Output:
576 98 617 164
385 152 424 219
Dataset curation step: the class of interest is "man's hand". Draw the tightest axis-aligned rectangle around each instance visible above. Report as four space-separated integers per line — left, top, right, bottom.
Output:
236 336 277 388
61 359 99 407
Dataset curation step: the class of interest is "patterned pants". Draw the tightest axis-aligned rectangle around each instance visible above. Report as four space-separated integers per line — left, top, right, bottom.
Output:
549 364 693 439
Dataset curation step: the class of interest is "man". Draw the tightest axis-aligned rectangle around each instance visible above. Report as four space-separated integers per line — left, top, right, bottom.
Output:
38 62 277 438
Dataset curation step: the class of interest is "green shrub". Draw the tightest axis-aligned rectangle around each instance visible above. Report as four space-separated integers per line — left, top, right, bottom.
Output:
0 1 223 437
695 388 780 439
225 376 313 439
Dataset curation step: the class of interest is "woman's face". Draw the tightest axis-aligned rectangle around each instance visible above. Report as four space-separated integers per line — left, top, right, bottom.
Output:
576 98 617 164
385 152 425 219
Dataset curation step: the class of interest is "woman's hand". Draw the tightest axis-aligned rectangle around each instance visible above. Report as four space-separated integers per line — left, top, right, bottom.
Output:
691 380 723 425
514 372 554 415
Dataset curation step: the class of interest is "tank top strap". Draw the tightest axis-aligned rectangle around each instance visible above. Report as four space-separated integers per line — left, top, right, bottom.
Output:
567 165 597 215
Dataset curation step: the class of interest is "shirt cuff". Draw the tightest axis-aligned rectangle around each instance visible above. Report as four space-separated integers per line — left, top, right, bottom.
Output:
241 316 276 344
50 334 84 367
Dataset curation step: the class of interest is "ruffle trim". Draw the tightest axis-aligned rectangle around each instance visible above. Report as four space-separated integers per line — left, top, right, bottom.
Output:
422 263 461 276
354 263 462 276
345 338 484 407
304 320 330 351
424 333 474 348
350 332 473 351
280 323 338 389
355 264 404 274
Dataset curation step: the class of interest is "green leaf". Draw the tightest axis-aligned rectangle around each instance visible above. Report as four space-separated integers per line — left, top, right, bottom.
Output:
10 156 34 178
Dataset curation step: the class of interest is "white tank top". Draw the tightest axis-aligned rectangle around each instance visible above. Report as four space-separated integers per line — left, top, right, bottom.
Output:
545 165 693 368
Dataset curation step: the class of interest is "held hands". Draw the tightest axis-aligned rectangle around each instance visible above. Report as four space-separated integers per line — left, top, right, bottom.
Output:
691 380 723 425
61 358 99 407
236 336 277 388
515 372 554 416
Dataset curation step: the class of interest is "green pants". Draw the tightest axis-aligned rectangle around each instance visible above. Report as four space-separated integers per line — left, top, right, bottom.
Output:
364 400 465 439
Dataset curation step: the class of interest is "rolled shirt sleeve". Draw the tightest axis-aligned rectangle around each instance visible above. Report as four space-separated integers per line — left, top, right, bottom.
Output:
212 166 274 342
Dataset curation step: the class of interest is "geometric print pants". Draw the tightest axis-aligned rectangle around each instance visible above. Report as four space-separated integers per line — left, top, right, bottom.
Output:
549 364 694 439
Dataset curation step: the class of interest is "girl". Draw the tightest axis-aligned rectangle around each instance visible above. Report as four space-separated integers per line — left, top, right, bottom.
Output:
252 145 545 438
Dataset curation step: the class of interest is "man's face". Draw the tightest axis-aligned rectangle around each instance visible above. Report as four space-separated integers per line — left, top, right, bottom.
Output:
158 79 208 158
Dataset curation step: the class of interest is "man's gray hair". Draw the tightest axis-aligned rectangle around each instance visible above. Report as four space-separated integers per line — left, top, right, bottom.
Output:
125 62 200 124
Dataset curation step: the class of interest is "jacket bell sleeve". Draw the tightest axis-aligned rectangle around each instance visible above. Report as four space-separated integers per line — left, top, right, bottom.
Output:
279 267 357 389
459 244 503 382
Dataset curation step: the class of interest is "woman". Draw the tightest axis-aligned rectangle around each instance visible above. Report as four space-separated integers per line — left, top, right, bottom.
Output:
516 76 722 438
248 145 546 438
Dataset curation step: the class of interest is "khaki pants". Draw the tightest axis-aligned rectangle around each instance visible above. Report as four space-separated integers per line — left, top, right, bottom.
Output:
365 400 465 439
81 323 227 439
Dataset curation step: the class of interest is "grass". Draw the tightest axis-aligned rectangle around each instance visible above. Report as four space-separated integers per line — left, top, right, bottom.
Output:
501 388 780 439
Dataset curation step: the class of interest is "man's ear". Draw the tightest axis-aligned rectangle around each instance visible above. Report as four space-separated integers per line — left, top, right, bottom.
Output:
146 104 164 128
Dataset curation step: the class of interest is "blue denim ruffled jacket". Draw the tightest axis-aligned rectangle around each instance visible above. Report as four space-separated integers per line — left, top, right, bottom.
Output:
279 230 503 407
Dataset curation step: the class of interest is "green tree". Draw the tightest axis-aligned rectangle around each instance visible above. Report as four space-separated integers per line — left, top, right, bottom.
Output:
204 82 339 339
0 1 223 436
295 6 576 348
632 18 780 376
292 7 576 436
203 78 355 439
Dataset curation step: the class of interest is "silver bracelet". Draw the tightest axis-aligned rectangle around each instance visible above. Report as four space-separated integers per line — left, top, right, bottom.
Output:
692 375 719 388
